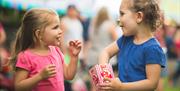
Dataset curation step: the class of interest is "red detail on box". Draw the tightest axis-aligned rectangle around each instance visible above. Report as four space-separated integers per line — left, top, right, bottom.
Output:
89 64 114 87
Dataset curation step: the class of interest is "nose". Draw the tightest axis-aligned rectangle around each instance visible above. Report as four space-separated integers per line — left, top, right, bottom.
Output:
116 19 123 27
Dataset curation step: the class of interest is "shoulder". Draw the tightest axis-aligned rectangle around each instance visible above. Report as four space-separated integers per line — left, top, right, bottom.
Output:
143 43 166 67
117 36 133 49
143 38 162 51
17 50 29 59
16 50 32 71
117 36 133 44
143 38 166 57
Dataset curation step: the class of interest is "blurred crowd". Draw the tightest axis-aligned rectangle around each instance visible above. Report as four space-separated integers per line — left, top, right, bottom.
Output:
0 3 180 91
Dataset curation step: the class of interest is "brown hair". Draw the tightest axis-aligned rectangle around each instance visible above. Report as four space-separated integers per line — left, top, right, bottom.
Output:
129 0 161 31
94 7 110 32
11 8 58 68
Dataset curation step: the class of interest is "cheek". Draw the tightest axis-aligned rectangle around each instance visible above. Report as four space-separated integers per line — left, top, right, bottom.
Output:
42 33 54 42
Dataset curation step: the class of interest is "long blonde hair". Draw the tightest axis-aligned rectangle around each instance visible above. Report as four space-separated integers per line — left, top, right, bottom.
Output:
94 7 110 33
11 8 58 68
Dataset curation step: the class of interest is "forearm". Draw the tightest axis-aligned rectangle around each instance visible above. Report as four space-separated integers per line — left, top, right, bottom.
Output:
99 49 110 65
15 74 42 91
99 42 119 65
120 79 158 91
64 56 78 80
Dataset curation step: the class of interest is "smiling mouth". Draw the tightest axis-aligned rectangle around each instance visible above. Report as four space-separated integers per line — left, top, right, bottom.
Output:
56 37 61 46
116 19 123 27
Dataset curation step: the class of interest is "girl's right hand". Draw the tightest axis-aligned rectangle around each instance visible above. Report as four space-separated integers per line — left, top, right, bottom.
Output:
38 64 56 79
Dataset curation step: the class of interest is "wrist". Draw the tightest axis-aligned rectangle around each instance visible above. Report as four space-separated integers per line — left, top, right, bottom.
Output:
36 73 44 81
70 55 78 59
99 61 108 65
118 82 124 90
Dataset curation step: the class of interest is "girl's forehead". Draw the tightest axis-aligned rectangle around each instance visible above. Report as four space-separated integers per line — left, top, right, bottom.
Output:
120 0 132 9
47 15 60 23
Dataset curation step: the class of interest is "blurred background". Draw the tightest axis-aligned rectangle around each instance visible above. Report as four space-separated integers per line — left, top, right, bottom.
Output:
0 0 180 91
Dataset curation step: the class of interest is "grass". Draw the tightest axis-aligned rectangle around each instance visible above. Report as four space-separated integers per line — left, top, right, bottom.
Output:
164 78 180 91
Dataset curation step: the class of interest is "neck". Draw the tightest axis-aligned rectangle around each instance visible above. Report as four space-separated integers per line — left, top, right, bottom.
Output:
134 26 153 44
30 43 50 56
33 42 49 51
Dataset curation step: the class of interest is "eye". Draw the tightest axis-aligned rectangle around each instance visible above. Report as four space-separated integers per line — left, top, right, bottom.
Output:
52 25 59 29
120 11 124 16
120 12 124 16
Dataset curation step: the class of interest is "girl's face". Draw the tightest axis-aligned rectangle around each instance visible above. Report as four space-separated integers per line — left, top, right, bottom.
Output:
40 15 63 46
119 0 138 36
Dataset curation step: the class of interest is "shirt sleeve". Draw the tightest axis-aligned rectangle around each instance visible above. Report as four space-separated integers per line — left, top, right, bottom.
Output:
144 45 166 68
16 52 31 71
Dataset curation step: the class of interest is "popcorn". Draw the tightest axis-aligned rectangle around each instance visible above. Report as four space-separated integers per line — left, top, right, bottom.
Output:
89 64 114 87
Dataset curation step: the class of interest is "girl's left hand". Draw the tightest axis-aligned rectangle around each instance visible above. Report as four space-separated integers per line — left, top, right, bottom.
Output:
68 40 82 57
98 77 122 91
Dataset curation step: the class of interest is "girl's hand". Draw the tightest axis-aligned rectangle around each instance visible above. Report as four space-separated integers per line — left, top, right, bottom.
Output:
98 77 122 91
68 40 82 57
38 64 56 79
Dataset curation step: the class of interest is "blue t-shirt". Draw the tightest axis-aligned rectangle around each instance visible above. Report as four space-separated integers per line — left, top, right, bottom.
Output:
117 36 166 82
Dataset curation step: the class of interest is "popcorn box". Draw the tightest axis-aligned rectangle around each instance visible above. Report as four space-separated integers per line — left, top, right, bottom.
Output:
89 64 114 87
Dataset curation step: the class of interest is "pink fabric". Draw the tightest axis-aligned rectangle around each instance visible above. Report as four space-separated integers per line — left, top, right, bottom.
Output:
16 46 65 91
0 23 4 32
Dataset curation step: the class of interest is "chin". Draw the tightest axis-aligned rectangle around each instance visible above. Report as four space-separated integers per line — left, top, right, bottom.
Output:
123 32 133 37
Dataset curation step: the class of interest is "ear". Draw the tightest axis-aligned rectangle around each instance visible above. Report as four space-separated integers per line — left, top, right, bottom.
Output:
136 11 143 24
35 29 41 40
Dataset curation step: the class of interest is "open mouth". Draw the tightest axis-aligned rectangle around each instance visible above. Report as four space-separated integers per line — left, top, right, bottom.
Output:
56 37 61 46
116 19 123 27
57 37 61 41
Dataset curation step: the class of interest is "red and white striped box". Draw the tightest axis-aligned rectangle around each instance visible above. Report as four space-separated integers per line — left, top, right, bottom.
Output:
89 64 114 87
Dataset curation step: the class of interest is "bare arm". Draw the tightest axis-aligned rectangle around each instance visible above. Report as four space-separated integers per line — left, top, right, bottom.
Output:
0 29 6 45
120 64 161 91
63 56 78 80
63 40 81 80
15 68 42 91
99 64 161 91
99 41 119 65
15 65 56 91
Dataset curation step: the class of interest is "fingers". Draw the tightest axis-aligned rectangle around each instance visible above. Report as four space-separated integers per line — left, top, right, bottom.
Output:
97 78 113 90
47 64 56 77
48 64 56 68
98 83 112 90
69 40 82 48
103 77 112 83
69 41 75 46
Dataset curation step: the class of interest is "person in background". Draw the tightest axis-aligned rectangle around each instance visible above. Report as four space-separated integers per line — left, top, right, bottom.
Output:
169 25 180 86
155 11 167 91
87 7 118 91
0 22 13 91
61 5 84 91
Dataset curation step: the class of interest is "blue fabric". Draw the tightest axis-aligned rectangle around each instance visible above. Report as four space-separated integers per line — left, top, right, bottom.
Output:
117 36 166 82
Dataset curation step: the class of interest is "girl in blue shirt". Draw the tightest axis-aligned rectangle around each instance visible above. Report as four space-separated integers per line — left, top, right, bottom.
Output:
98 0 166 91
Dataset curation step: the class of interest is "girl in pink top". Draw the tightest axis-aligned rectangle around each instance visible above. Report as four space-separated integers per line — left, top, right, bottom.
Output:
11 8 82 91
